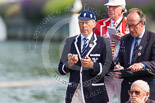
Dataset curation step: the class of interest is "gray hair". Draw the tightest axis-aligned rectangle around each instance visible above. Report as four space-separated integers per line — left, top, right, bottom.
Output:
131 80 150 93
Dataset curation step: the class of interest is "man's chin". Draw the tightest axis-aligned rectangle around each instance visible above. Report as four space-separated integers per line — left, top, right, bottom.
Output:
131 97 139 103
109 15 115 18
81 32 88 35
131 34 137 37
131 99 137 103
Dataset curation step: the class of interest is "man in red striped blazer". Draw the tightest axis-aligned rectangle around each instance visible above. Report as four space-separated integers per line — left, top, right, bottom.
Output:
94 0 128 102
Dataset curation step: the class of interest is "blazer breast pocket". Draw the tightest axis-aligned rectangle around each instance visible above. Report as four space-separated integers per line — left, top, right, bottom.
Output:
92 83 104 86
90 54 100 63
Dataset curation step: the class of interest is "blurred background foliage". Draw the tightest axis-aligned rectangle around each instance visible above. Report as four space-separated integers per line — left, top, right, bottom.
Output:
0 0 155 41
21 0 47 22
0 0 155 22
43 0 74 16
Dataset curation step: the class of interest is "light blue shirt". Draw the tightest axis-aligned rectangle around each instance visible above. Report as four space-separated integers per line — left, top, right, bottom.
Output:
130 27 145 64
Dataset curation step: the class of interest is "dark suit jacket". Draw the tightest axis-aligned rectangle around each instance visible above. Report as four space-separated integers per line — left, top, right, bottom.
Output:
58 33 113 103
118 29 155 103
146 99 155 103
126 99 155 103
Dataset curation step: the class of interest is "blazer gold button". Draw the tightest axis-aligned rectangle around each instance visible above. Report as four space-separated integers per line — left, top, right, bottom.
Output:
129 82 131 84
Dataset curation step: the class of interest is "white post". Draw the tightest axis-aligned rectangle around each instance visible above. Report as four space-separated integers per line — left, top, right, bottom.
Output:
69 0 82 37
0 16 7 41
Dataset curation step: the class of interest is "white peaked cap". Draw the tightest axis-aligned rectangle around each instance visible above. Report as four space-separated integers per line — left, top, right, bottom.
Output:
104 0 126 8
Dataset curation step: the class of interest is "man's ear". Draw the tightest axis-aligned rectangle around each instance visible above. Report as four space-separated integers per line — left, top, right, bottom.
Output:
141 21 145 27
121 8 127 13
122 9 125 13
146 92 149 97
93 22 96 28
142 92 150 102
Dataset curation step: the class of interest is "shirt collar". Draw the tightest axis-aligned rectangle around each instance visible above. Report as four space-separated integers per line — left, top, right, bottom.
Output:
81 32 93 41
111 17 123 25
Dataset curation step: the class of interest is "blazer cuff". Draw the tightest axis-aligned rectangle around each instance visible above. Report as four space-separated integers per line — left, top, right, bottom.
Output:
141 62 147 69
61 62 70 74
91 62 102 75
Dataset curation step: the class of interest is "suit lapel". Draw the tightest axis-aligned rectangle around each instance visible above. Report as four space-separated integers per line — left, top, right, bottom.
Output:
126 35 133 64
139 30 149 54
74 33 97 59
100 18 111 36
86 33 97 57
86 34 94 53
74 34 82 59
132 30 149 62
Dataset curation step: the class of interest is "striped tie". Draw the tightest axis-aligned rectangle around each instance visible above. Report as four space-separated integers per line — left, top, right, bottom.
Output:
132 38 139 61
113 21 116 28
111 21 117 59
81 38 88 58
111 40 116 59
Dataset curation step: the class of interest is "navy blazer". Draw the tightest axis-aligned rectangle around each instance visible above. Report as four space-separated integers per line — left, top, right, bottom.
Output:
118 30 155 103
58 33 112 103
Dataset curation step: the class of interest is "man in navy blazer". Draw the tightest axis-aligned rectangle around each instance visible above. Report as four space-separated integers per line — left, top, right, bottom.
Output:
114 8 155 103
58 10 113 103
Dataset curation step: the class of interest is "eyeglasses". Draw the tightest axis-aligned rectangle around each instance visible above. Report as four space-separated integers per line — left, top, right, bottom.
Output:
128 90 140 95
107 6 120 9
79 21 94 25
127 21 142 29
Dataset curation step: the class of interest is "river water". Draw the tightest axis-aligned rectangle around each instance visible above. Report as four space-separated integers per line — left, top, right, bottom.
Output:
0 40 117 103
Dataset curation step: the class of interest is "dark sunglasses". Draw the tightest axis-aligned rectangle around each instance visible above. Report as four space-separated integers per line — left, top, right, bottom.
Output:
128 90 140 95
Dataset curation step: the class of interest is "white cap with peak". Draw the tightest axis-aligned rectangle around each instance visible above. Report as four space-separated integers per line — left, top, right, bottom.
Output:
104 0 126 8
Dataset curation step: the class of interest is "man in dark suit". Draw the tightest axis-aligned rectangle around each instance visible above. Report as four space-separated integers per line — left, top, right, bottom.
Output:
58 10 113 103
114 8 155 103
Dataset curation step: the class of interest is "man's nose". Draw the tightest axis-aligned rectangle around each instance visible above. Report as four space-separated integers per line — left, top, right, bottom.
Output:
82 23 87 27
131 92 137 97
129 27 134 32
